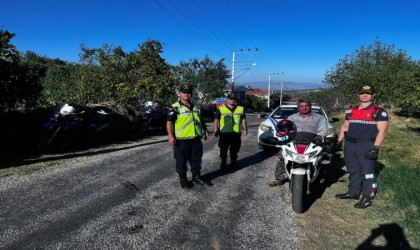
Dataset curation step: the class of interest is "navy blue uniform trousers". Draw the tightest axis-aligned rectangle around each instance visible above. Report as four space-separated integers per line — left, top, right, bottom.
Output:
344 141 377 197
218 133 241 162
173 137 203 174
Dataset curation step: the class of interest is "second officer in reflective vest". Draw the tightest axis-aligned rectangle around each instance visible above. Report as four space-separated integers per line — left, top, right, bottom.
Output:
213 93 248 169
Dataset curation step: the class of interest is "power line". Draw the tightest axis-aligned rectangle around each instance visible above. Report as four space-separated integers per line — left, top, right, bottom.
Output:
175 0 234 55
154 0 226 59
154 0 284 86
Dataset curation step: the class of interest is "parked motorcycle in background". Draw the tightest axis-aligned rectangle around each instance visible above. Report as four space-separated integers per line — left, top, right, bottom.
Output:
37 103 111 151
141 101 167 133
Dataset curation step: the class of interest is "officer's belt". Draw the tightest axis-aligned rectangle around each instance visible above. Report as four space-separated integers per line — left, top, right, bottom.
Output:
345 137 375 143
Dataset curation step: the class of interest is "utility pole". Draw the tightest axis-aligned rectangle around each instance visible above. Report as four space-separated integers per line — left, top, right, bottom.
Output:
231 52 236 92
267 74 271 108
268 72 283 109
231 49 258 95
279 79 283 107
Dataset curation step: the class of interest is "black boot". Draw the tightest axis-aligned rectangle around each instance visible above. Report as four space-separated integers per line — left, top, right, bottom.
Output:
230 159 240 169
179 173 192 188
192 172 205 185
220 159 227 169
335 192 360 200
354 196 373 209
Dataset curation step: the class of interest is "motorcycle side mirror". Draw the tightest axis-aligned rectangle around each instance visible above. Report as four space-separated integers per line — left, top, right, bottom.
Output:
329 118 339 122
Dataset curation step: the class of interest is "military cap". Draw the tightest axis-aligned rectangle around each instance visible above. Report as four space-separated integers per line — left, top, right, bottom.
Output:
358 85 375 94
179 84 193 93
227 93 237 100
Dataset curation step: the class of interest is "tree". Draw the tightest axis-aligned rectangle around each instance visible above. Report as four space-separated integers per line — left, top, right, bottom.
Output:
197 56 229 104
79 44 130 104
324 39 420 111
175 55 229 104
243 95 266 112
0 30 20 111
134 40 174 105
1 30 54 110
0 30 19 62
307 88 348 114
40 63 80 106
77 40 174 107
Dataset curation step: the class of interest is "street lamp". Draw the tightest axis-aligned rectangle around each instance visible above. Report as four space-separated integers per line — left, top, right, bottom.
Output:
231 49 258 93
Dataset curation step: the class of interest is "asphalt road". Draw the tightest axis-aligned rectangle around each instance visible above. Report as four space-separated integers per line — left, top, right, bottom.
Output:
0 115 299 249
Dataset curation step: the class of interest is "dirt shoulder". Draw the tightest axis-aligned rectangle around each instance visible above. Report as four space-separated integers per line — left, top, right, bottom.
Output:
294 151 413 250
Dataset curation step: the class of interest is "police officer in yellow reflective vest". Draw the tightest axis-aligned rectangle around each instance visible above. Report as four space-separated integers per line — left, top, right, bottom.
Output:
167 84 210 188
213 93 248 169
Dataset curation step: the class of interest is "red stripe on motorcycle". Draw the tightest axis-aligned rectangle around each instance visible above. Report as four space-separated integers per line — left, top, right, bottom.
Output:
295 144 307 154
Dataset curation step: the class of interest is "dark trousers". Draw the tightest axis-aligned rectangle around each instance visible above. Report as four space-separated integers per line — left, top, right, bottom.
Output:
344 141 377 197
275 154 286 180
173 138 203 175
218 133 241 162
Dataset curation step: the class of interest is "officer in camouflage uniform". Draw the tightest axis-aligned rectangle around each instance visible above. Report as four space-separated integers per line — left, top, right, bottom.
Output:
336 85 389 209
166 84 210 188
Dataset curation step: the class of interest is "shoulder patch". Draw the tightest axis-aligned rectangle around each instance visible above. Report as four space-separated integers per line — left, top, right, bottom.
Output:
381 111 388 117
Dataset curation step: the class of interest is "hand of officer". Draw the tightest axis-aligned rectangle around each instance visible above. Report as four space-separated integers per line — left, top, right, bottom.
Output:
168 135 176 145
204 131 210 141
213 129 219 137
365 146 380 160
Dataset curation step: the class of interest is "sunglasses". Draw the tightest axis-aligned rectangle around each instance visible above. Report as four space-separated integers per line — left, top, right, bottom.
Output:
181 92 191 95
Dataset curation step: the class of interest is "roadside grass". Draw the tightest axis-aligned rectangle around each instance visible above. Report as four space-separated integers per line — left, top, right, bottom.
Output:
296 110 420 249
372 113 420 247
335 110 420 248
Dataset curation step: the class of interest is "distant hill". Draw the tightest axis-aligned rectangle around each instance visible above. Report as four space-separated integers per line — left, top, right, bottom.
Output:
285 82 328 90
239 81 328 91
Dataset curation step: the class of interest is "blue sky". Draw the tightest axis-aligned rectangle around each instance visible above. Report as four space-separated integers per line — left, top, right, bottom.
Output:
2 0 420 90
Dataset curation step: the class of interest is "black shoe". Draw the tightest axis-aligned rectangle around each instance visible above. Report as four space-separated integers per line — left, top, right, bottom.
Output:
192 172 205 185
335 192 360 200
354 196 372 209
220 161 227 169
179 174 192 188
181 181 193 188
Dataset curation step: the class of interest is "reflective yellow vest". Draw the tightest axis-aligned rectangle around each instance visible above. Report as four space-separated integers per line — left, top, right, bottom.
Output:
219 105 244 133
172 102 203 139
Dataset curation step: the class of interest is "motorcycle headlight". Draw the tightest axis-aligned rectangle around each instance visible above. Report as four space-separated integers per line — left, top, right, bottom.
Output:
292 153 310 164
285 149 309 164
259 124 273 132
327 128 335 136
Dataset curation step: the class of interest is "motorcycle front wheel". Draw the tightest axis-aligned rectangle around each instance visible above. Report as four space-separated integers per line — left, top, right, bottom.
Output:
291 174 307 214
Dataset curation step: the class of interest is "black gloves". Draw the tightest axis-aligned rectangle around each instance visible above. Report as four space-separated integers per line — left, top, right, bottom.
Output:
365 146 380 160
314 135 323 145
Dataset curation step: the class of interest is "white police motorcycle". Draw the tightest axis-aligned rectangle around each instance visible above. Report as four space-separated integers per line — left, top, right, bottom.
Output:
275 120 327 213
